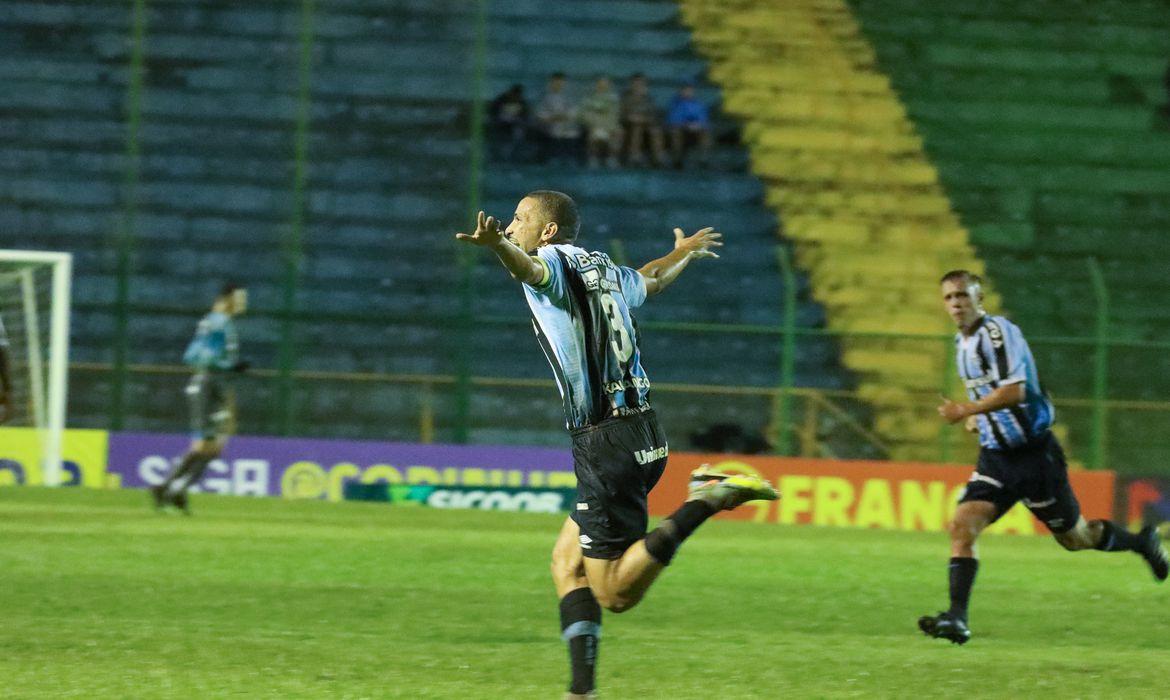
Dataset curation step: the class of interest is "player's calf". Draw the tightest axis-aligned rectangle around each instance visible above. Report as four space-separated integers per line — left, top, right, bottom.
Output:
1062 518 1169 582
642 468 778 567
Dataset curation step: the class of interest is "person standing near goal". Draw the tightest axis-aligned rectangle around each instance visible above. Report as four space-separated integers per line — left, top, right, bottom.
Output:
918 270 1168 645
0 314 12 424
150 284 248 513
455 191 778 699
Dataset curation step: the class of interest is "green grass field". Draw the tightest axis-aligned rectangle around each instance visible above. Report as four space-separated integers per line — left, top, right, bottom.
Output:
1 488 1166 698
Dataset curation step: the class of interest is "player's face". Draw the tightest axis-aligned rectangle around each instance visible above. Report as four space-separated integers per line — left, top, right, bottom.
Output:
505 197 552 253
941 279 981 329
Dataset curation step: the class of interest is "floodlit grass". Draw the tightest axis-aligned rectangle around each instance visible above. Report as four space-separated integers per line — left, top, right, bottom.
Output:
1 487 1166 698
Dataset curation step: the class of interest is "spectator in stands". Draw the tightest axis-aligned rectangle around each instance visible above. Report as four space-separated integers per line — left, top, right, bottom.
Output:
488 84 530 162
621 73 666 167
666 82 712 169
578 75 623 169
536 72 580 165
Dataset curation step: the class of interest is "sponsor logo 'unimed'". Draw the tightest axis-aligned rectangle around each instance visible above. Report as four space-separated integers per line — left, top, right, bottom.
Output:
634 445 668 465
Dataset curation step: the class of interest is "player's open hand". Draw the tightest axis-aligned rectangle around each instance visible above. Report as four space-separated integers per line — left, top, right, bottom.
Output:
673 226 722 260
455 211 504 248
937 397 970 424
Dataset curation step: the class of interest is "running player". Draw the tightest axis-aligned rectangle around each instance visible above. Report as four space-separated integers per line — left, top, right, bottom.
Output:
150 284 248 513
0 314 11 424
455 191 778 699
919 270 1168 645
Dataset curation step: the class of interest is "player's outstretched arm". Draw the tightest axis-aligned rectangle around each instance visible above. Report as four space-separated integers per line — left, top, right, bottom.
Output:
455 211 544 285
638 227 722 296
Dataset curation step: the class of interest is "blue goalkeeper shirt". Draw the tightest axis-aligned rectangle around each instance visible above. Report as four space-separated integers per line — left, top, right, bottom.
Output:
183 311 239 372
523 243 651 430
955 314 1054 450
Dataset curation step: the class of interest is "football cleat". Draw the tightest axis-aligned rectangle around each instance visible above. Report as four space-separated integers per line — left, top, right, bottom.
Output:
687 466 779 511
149 485 168 511
173 491 191 516
1138 526 1169 582
918 611 971 645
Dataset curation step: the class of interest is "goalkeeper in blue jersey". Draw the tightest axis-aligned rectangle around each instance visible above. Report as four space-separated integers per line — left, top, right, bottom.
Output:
150 284 248 513
456 192 778 699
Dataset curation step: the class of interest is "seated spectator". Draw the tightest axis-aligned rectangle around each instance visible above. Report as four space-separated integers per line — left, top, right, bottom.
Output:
666 82 712 168
488 84 529 162
535 72 580 165
621 73 666 167
578 75 622 168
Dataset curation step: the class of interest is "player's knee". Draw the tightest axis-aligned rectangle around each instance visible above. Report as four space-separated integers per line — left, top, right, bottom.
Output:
549 550 581 587
948 517 979 547
1055 528 1092 551
594 590 638 614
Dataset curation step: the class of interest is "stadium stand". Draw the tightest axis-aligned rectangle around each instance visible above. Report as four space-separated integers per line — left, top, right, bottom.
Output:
0 0 858 452
678 0 994 462
848 0 1170 471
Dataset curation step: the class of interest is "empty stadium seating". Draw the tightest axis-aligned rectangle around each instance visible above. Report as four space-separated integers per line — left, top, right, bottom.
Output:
1 0 856 450
850 0 1170 472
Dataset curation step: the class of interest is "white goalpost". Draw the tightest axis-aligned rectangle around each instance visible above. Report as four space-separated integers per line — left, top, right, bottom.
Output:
0 250 72 486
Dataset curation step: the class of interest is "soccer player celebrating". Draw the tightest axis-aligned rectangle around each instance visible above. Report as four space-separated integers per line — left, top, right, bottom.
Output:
0 314 12 424
150 284 248 513
919 270 1168 645
455 192 778 698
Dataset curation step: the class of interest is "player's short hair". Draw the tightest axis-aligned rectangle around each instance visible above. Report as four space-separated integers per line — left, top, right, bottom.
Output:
939 269 982 286
219 282 244 298
550 71 566 81
526 190 580 242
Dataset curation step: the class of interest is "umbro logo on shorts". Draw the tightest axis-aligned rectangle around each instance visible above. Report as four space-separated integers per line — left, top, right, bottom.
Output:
634 445 668 465
579 534 593 549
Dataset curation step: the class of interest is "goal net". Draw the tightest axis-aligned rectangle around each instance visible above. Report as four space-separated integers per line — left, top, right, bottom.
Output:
0 250 72 486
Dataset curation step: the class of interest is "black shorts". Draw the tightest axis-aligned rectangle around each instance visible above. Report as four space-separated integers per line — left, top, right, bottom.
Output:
570 410 668 560
186 372 234 441
959 432 1081 534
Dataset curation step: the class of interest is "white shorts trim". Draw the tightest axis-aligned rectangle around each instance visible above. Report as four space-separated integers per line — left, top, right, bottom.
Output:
968 473 1004 489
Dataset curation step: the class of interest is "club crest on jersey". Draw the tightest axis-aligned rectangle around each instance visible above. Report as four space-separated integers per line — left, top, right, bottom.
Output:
986 321 1004 348
634 445 668 464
